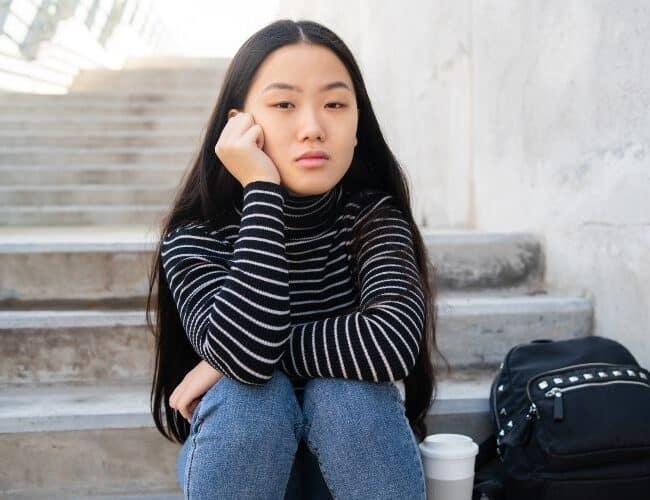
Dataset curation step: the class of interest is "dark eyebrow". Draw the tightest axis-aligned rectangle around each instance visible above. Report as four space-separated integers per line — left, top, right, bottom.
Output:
262 81 352 94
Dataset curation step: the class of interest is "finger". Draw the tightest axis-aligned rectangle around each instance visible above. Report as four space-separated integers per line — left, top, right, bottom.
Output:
241 123 263 148
179 405 190 422
229 110 254 125
169 386 180 407
221 112 254 144
257 125 265 149
187 399 199 422
179 397 199 423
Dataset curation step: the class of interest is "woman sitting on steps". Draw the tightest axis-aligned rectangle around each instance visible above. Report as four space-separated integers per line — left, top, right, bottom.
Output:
148 18 447 500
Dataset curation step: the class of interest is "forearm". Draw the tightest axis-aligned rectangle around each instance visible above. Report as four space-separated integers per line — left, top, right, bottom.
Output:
163 180 292 384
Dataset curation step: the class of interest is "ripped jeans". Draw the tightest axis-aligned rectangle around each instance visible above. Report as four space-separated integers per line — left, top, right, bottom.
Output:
176 369 426 499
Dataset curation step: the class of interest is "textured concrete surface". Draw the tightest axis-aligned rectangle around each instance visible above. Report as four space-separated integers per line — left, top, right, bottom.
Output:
0 427 182 498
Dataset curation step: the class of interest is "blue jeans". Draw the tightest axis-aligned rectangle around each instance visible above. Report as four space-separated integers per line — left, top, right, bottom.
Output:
176 369 426 499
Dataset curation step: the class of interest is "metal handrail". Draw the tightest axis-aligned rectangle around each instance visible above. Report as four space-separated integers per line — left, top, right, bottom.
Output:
1 0 170 60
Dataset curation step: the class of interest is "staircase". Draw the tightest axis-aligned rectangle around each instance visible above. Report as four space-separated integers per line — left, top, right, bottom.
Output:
0 56 229 226
0 57 594 498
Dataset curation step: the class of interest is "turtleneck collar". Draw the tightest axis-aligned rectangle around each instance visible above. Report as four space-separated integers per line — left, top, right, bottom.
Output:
283 182 344 235
235 182 344 237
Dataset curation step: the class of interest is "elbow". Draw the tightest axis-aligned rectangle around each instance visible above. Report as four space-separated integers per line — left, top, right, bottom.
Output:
393 326 424 381
198 325 289 386
205 359 276 386
403 355 420 381
390 358 417 383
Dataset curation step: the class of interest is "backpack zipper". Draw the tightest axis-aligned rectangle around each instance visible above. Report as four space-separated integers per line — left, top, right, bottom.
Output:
525 362 624 406
543 379 650 422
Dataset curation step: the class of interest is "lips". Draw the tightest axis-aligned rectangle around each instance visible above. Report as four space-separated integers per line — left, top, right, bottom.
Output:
296 150 329 161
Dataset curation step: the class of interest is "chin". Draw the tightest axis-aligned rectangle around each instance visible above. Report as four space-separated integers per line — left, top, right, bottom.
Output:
283 179 331 197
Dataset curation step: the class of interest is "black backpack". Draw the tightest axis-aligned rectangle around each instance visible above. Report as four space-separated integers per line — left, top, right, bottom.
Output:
472 335 650 500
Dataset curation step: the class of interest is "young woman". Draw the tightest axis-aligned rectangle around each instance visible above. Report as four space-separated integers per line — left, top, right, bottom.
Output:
147 19 447 499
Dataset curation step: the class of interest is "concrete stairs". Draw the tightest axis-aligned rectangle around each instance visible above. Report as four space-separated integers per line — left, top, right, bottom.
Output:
0 57 594 498
0 57 230 227
0 227 594 498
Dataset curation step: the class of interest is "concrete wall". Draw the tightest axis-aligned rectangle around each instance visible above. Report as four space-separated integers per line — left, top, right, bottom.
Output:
276 0 650 366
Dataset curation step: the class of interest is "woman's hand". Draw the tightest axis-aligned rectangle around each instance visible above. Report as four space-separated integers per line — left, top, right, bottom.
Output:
214 109 281 188
169 360 224 422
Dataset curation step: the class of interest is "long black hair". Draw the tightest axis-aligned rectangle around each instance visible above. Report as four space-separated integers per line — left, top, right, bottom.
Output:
147 19 449 445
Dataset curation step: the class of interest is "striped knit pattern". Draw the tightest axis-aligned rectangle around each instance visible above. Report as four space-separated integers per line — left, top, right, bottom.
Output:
161 180 425 399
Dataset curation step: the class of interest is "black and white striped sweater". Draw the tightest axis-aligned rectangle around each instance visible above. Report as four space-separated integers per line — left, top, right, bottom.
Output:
161 180 426 402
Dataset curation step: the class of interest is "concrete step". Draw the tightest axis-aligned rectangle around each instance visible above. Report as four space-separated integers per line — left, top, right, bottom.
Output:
0 109 210 121
0 228 544 302
0 165 187 185
0 185 177 206
424 230 543 291
0 294 592 385
0 310 157 385
0 381 182 498
124 56 229 69
69 69 226 91
69 83 221 94
0 131 205 148
0 205 169 226
74 494 181 500
0 91 218 108
68 67 226 93
0 103 213 120
0 147 194 166
74 67 226 80
0 369 495 498
0 116 205 132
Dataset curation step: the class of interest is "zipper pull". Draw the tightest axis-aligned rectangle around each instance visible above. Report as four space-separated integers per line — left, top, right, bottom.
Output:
525 402 539 421
545 387 564 421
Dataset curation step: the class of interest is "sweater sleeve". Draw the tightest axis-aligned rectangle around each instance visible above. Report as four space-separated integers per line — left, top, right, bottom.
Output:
278 195 426 383
161 180 290 385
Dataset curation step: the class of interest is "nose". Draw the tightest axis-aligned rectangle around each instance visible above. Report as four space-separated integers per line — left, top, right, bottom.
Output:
298 106 326 142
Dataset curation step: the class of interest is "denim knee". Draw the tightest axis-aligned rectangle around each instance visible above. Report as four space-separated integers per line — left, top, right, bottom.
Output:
193 368 303 443
298 378 424 499
177 370 306 498
301 378 403 433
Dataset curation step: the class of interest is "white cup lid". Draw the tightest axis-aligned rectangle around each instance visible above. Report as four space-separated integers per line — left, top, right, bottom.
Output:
419 433 479 460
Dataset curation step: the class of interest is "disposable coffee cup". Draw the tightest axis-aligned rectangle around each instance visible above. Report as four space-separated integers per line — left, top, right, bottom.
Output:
419 433 479 500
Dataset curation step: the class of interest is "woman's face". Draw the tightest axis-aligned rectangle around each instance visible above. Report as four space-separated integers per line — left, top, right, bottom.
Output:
242 43 359 196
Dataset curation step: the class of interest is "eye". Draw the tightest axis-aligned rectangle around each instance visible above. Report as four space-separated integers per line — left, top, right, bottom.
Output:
272 102 348 110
